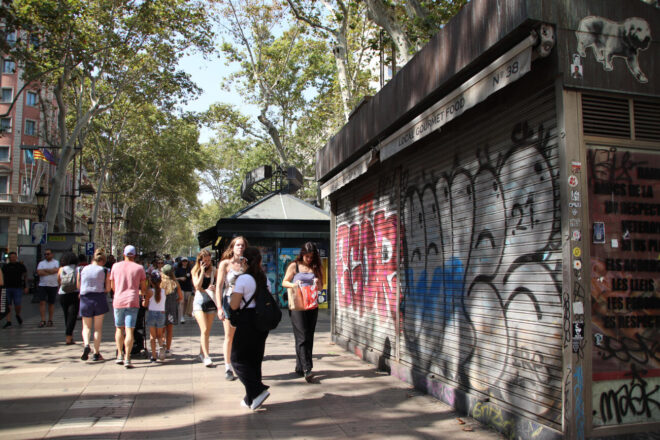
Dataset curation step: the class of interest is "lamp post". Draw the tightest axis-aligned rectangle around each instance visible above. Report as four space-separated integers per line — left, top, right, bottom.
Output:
86 218 94 263
33 187 48 297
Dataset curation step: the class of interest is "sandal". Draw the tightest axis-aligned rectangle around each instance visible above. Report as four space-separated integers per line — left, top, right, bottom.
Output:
38 321 46 328
47 320 53 327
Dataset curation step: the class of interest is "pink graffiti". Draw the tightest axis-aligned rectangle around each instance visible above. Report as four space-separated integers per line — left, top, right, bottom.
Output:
336 196 399 322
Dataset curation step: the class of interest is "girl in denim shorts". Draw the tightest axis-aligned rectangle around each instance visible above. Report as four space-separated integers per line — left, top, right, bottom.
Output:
144 271 166 362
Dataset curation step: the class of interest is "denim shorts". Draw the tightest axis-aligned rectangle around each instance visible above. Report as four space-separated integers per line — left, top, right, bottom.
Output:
192 290 215 314
146 310 166 329
80 292 109 318
114 307 139 328
5 287 23 306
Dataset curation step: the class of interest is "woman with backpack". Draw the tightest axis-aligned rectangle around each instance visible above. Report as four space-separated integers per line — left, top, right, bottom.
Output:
230 246 272 410
78 248 111 361
57 252 79 345
281 242 323 383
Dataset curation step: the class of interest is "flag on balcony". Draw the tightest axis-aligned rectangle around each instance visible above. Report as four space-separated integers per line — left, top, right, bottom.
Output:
42 149 58 165
33 149 47 163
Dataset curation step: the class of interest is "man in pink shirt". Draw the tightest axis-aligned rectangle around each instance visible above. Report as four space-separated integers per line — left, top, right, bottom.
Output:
110 245 147 368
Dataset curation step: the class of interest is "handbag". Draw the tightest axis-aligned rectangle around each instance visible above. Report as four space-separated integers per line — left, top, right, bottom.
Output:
287 285 305 311
201 268 217 313
201 297 217 313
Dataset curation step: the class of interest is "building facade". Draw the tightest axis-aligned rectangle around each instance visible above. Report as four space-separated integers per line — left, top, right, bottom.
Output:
316 1 659 438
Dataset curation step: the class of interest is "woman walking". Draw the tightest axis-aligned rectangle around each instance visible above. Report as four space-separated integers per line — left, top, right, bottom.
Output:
281 242 323 382
215 236 248 381
191 249 216 367
57 252 79 345
230 246 271 410
161 264 183 356
78 248 111 361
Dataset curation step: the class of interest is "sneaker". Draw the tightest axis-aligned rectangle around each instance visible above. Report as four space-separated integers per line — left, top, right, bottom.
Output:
158 347 166 361
250 390 270 410
240 398 250 409
199 353 204 363
225 370 236 381
81 345 91 361
16 315 22 325
92 353 104 362
124 358 133 369
3 322 11 329
203 357 213 367
150 357 157 363
115 355 123 365
304 370 314 383
180 319 185 324
165 349 171 356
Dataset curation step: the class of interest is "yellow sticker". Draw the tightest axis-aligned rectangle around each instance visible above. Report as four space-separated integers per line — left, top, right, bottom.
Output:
573 247 582 258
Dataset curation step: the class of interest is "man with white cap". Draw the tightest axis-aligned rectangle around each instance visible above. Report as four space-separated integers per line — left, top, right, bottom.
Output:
110 245 147 368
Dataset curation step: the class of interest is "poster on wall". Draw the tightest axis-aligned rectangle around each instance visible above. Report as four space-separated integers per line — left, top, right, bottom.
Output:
257 246 276 302
588 147 660 427
277 248 298 308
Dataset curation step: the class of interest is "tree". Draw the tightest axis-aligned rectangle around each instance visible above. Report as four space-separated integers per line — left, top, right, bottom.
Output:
1 0 214 232
286 0 376 121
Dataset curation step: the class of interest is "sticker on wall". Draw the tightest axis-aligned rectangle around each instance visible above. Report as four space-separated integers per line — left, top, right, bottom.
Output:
573 301 584 315
572 230 582 241
593 222 605 243
573 259 582 270
572 208 579 216
623 229 631 240
568 175 579 187
611 238 619 248
571 161 582 173
573 247 582 258
569 54 583 79
575 16 651 83
569 202 581 209
571 190 581 202
573 322 585 340
594 333 603 346
570 219 581 228
572 340 582 354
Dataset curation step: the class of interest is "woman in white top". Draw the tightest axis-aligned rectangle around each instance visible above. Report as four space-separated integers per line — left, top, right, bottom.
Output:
215 236 248 381
144 270 167 362
77 248 111 361
230 246 271 411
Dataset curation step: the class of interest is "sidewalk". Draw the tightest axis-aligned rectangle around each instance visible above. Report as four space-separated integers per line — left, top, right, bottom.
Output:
0 297 504 439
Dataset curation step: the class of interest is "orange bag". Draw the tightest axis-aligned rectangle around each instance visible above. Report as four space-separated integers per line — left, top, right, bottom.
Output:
299 285 319 310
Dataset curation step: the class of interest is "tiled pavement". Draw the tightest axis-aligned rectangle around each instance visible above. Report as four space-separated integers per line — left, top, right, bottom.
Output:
0 297 504 439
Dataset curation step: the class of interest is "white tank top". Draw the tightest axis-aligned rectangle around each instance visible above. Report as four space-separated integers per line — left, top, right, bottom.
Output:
148 288 166 312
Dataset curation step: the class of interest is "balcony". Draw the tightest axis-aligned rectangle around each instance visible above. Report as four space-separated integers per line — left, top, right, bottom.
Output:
18 194 33 203
0 193 12 202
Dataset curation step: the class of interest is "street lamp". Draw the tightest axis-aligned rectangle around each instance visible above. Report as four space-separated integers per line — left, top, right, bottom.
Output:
35 187 47 222
86 218 94 263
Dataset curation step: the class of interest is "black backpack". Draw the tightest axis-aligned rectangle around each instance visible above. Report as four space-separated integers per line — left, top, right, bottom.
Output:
254 280 282 332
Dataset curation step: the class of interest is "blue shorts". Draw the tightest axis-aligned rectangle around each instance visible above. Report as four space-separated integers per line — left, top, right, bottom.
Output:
80 292 109 318
146 310 166 329
114 307 139 328
6 288 23 306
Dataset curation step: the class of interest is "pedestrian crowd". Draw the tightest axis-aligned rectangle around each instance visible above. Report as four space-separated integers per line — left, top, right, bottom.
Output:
0 240 324 411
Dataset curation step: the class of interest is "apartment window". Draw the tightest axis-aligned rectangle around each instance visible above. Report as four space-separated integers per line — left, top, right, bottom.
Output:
0 175 8 194
26 91 38 106
5 31 16 47
24 120 36 136
0 146 9 162
0 118 11 133
2 59 15 74
1 88 11 103
18 218 30 235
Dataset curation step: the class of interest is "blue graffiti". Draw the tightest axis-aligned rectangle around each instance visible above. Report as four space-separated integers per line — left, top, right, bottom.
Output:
573 365 585 440
402 257 465 326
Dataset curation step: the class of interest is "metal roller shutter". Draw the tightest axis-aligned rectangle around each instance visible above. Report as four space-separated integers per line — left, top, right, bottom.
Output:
398 86 563 427
334 168 398 357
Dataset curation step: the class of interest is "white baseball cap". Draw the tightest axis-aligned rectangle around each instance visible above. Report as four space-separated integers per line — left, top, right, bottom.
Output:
123 245 136 256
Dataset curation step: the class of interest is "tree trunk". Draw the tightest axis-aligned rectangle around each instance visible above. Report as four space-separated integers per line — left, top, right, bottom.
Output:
257 112 288 166
333 33 352 121
364 0 413 64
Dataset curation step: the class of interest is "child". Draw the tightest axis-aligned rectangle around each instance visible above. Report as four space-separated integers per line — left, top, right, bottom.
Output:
144 270 167 362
